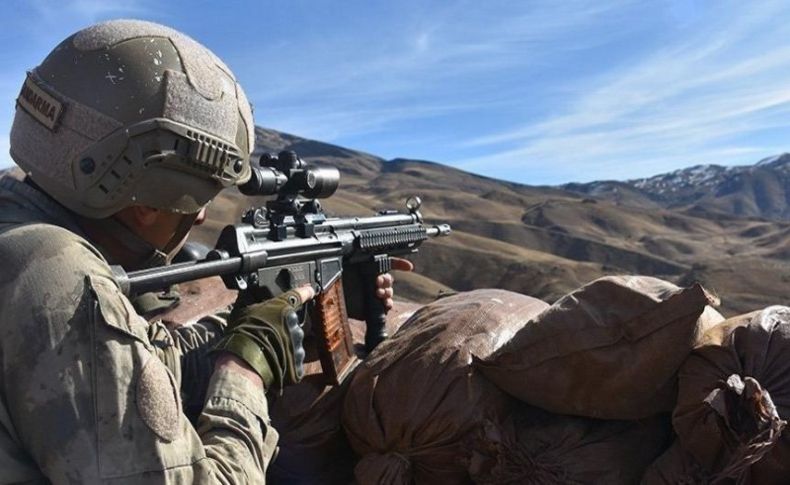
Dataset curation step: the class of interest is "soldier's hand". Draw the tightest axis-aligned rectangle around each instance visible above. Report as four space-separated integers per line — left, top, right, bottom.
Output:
212 285 315 394
375 257 414 310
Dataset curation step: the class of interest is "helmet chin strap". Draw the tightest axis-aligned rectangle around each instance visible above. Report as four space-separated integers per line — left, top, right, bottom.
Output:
143 213 198 268
81 212 198 270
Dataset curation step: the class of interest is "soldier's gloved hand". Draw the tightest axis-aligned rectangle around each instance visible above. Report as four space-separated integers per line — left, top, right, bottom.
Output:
212 285 315 394
375 257 414 310
344 257 415 320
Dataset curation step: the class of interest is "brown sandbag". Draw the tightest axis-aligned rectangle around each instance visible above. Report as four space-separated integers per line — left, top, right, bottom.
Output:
641 442 711 485
469 405 671 485
342 289 549 485
477 276 722 419
267 302 421 485
673 306 790 484
267 374 356 484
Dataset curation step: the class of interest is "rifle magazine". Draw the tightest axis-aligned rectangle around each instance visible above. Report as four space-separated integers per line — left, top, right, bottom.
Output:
312 278 358 385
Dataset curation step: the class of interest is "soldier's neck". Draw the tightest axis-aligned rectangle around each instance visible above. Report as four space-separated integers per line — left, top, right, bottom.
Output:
78 217 158 270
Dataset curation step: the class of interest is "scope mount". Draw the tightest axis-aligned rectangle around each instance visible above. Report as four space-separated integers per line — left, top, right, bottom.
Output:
239 151 428 242
237 150 339 241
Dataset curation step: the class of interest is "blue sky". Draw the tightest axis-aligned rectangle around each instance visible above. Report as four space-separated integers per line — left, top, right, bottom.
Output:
1 0 790 184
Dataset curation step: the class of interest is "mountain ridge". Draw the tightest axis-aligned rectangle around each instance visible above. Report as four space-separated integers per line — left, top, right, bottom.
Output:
562 154 790 221
256 126 790 222
220 127 786 315
2 128 787 315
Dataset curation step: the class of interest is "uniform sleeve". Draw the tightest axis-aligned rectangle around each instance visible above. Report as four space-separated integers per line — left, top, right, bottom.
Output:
149 313 228 424
0 224 277 484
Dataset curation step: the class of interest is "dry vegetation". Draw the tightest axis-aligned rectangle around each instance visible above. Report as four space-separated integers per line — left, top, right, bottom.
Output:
196 128 790 317
7 126 767 317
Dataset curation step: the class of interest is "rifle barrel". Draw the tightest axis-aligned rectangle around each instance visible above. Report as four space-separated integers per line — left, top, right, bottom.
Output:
113 217 451 297
113 256 243 296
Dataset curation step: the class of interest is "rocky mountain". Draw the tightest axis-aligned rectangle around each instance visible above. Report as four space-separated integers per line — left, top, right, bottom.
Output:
0 167 23 180
3 129 786 316
563 154 790 221
191 128 789 316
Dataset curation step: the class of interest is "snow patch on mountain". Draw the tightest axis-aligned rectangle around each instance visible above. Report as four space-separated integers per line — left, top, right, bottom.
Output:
624 153 789 195
757 154 783 166
631 164 726 194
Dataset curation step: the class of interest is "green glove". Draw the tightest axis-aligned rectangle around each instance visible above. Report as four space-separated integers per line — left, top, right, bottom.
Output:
212 290 307 393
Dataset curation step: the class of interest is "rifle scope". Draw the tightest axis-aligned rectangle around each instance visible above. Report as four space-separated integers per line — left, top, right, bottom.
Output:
239 150 340 199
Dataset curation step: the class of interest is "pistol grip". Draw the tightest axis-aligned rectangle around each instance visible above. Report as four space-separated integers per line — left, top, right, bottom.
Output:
361 255 392 352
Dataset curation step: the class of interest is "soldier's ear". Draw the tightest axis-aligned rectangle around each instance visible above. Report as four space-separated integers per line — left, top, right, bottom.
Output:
127 206 161 227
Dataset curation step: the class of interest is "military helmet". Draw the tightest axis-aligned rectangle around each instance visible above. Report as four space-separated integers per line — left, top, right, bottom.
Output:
9 19 254 218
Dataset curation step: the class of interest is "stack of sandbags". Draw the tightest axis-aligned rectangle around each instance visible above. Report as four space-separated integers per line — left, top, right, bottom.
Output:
657 305 790 484
476 275 723 419
342 289 549 485
267 375 356 484
267 303 421 484
469 405 671 485
641 443 710 484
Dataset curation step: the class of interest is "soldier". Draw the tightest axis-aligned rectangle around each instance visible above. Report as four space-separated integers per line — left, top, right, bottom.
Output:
0 19 405 483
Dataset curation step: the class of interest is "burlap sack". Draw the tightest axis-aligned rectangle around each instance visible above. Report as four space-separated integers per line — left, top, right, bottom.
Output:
673 306 790 484
267 375 356 484
469 405 671 485
477 276 722 419
342 289 549 485
640 442 711 485
267 303 421 484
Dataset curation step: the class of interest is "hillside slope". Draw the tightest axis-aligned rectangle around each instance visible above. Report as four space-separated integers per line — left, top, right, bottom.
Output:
2 130 785 316
192 128 789 316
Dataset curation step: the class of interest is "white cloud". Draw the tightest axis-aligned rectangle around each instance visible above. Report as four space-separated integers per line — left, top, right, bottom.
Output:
4 1 786 184
265 98 500 145
27 0 152 24
242 1 631 143
458 1 790 181
0 135 11 169
414 32 430 53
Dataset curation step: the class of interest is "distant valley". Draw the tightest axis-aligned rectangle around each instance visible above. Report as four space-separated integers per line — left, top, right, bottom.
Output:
192 127 789 316
3 129 787 316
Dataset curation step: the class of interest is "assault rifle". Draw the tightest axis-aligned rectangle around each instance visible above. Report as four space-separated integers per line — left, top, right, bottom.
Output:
111 150 451 384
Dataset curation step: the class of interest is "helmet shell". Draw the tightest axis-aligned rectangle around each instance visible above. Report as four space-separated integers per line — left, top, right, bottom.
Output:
10 19 254 218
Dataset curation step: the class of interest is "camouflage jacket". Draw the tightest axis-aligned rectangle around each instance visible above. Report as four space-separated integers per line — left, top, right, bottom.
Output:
0 176 278 484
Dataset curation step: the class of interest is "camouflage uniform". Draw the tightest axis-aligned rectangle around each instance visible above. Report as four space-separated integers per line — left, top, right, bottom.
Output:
0 176 278 483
